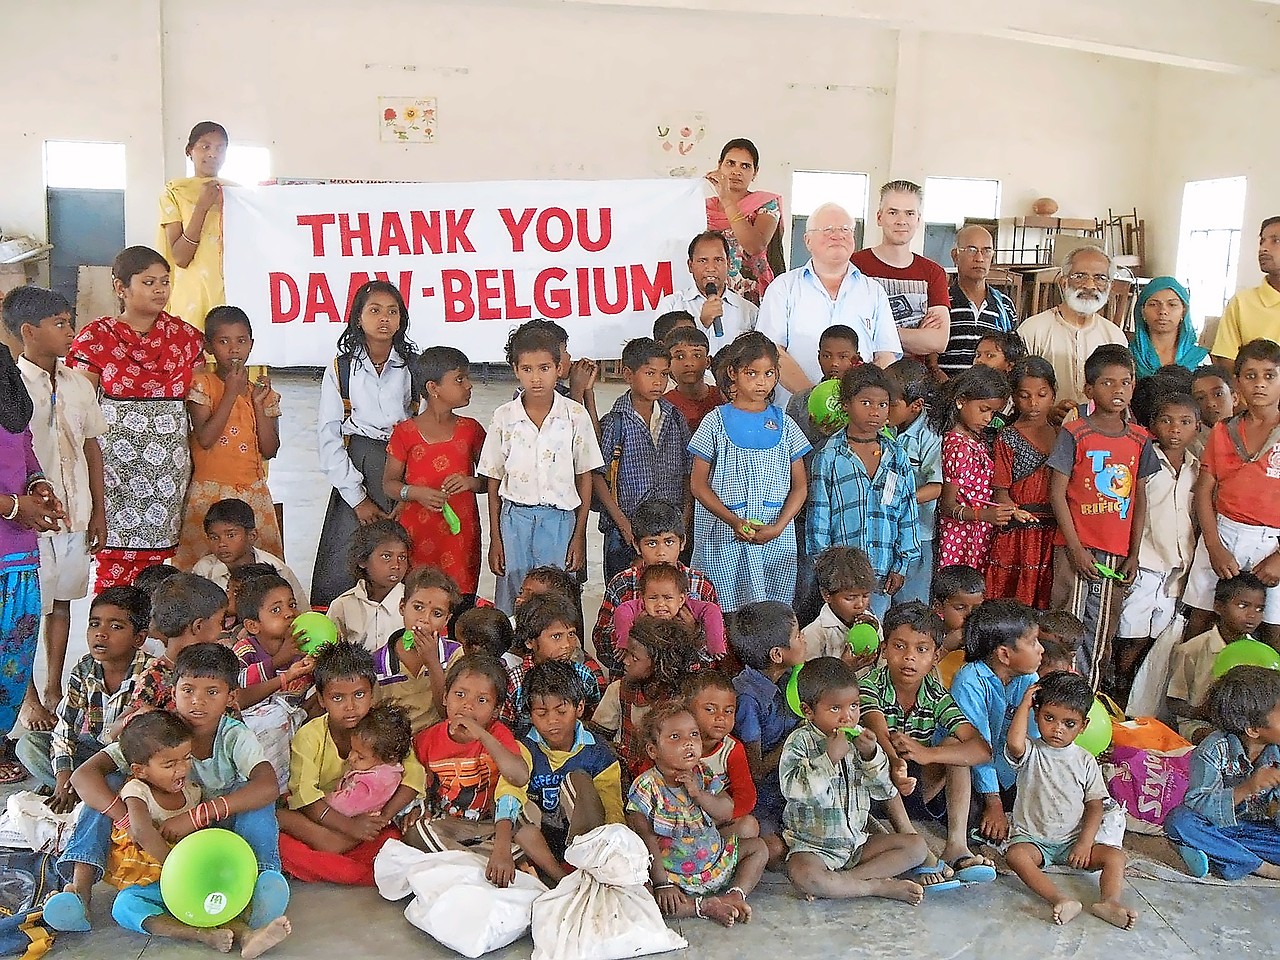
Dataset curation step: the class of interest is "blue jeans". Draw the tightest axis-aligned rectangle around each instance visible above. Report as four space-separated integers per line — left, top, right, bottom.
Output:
603 527 636 585
58 776 280 884
496 502 574 613
897 538 934 606
1164 805 1280 881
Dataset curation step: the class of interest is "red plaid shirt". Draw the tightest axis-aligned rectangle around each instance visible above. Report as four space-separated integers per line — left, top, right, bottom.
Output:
591 562 719 674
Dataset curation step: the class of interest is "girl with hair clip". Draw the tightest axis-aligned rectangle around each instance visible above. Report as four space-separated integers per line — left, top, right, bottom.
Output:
67 247 204 591
158 121 231 331
312 281 419 608
930 366 1016 574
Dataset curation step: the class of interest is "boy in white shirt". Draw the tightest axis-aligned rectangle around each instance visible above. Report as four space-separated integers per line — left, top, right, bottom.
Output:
478 323 604 613
4 286 108 725
190 498 308 610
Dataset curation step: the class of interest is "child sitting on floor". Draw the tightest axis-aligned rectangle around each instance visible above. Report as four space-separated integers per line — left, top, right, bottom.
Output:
450 607 517 665
403 654 530 889
931 565 985 688
627 700 768 927
328 520 413 651
949 599 1043 844
106 711 292 958
17 586 155 807
1168 573 1267 744
372 566 457 734
781 657 927 903
1165 665 1280 881
683 670 758 839
1037 611 1085 675
861 602 995 886
729 601 805 862
1004 671 1137 929
503 592 606 736
278 641 426 886
494 660 623 884
611 563 726 663
801 546 881 671
190 498 307 609
325 703 412 818
593 617 700 781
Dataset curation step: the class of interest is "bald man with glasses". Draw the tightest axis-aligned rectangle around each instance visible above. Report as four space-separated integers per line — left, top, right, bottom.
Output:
935 225 1019 379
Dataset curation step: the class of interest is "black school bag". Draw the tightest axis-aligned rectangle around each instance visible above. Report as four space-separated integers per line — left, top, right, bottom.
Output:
0 848 56 958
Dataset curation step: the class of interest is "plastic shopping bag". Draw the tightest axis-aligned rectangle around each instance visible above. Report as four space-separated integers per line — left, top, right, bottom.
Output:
531 824 687 960
374 839 545 958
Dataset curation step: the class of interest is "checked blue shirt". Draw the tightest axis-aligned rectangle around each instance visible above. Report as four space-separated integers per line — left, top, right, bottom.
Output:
595 392 691 534
807 431 921 577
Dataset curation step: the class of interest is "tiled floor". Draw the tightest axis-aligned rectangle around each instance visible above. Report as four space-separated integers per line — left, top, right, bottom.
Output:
25 372 1280 958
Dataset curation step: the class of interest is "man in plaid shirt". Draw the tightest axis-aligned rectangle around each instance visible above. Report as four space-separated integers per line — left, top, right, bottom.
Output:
591 500 718 676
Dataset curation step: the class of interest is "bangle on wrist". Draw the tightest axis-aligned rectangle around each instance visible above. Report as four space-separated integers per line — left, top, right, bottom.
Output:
2 496 18 521
318 805 331 822
654 883 675 890
400 484 410 502
182 231 199 245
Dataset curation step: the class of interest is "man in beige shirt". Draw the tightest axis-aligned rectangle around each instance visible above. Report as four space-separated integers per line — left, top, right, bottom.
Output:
1018 246 1129 408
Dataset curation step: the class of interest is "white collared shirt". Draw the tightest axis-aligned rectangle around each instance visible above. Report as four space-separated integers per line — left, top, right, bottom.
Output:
757 260 902 386
191 547 310 611
655 286 759 344
329 580 406 652
316 351 414 508
476 392 605 511
16 356 107 532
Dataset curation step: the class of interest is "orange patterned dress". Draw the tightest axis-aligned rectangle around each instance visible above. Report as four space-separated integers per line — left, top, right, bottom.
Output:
387 417 485 592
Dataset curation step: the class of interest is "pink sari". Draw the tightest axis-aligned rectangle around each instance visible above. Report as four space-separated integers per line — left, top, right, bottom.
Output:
706 191 782 304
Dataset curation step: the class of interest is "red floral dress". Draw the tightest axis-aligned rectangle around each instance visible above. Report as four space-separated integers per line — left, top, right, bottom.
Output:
937 429 996 573
67 312 204 590
386 417 485 593
987 426 1057 608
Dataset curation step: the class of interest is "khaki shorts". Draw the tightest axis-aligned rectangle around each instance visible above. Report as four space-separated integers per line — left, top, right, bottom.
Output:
38 531 91 612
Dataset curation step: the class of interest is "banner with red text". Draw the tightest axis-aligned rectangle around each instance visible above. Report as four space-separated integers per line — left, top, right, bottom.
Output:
222 179 706 366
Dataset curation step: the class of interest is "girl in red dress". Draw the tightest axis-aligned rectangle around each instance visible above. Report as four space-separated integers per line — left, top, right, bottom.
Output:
382 347 486 593
988 357 1060 608
931 366 1015 574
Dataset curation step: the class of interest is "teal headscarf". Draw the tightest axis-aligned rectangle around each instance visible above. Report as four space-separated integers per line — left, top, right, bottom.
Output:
1132 276 1207 378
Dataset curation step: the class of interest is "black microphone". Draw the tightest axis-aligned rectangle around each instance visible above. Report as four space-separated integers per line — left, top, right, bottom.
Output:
704 280 723 338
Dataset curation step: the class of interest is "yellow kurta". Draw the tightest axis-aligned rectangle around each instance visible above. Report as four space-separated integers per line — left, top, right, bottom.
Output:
287 714 426 810
158 177 229 330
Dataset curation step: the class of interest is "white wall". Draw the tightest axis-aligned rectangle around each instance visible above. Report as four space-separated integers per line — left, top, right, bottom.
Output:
1 0 1162 255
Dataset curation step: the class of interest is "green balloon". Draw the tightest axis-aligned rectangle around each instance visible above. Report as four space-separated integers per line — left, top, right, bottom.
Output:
846 622 880 656
1074 698 1113 757
1212 637 1280 679
807 379 847 431
292 611 337 656
160 829 257 927
785 664 805 718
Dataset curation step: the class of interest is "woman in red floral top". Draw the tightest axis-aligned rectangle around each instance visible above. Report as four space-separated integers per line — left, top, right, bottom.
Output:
68 247 204 590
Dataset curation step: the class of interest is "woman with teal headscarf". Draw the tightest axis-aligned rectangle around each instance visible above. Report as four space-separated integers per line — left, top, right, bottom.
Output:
1131 276 1208 378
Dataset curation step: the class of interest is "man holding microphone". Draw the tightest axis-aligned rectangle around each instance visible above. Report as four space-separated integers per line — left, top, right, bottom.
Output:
654 231 759 344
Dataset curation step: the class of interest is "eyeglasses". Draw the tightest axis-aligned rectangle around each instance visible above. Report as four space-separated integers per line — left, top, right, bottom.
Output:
1066 272 1112 287
957 246 994 257
807 225 855 238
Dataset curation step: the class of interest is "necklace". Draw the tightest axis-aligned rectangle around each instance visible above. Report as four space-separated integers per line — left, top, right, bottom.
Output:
847 434 880 444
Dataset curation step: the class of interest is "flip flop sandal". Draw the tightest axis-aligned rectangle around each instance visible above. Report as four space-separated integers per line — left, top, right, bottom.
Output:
43 892 90 932
921 877 964 894
1175 844 1210 879
909 863 960 891
249 870 291 928
948 857 997 884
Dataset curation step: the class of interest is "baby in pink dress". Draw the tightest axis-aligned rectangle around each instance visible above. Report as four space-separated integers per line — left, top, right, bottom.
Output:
325 703 411 817
611 562 726 664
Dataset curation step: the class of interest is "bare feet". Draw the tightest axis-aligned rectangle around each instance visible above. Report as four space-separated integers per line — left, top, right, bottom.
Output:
1053 900 1083 925
868 879 924 904
1091 901 1139 930
724 888 752 922
19 699 55 733
195 928 235 953
698 896 744 927
241 917 291 959
42 687 64 714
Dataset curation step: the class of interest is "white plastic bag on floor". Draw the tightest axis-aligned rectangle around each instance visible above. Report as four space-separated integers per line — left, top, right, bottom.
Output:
531 824 687 960
374 839 546 958
1127 614 1185 719
0 792 77 852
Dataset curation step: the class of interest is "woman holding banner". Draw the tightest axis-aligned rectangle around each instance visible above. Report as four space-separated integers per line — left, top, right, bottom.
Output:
158 121 230 330
705 138 783 305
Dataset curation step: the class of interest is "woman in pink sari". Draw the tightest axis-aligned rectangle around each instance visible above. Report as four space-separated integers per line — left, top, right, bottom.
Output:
705 138 782 305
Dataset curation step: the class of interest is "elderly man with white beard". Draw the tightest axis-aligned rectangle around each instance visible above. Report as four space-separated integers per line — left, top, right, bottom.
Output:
1018 245 1128 410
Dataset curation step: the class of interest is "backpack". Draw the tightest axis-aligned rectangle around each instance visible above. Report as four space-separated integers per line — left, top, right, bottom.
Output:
0 848 58 958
